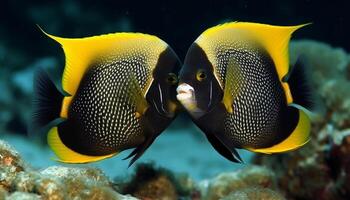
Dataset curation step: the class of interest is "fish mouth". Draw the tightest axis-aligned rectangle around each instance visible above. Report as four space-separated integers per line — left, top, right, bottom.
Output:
176 83 195 101
176 83 205 118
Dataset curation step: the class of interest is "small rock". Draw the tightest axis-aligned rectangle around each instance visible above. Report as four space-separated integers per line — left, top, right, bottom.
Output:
222 187 285 200
0 186 8 199
35 177 65 200
122 163 183 200
203 166 276 200
6 191 40 200
39 166 116 199
0 140 27 191
40 166 111 187
13 171 39 193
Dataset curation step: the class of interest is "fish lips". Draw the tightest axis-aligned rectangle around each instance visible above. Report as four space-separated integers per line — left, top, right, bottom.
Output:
176 83 206 118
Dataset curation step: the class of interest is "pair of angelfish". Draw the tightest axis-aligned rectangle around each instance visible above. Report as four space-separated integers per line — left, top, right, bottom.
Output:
31 22 314 166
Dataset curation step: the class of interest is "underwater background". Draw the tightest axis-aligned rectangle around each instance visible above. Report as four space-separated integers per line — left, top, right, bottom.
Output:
1 0 350 199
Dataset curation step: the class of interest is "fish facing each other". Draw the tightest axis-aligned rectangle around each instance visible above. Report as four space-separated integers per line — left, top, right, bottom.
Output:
31 30 181 166
177 22 314 163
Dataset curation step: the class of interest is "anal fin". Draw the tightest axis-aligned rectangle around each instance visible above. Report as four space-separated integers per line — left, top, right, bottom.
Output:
123 136 156 167
247 107 311 154
205 133 242 163
48 127 117 163
196 103 243 163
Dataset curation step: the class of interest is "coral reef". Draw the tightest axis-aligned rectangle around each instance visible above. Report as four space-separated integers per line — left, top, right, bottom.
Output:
0 140 27 191
0 138 287 199
0 139 137 200
253 40 350 200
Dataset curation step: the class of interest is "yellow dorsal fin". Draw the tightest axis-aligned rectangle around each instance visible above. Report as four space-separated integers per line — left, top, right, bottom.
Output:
230 22 307 80
39 27 167 96
246 109 310 154
47 127 117 163
197 22 310 103
202 22 309 79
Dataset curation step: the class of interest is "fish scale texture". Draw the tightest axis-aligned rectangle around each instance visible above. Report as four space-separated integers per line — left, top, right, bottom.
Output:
216 43 285 148
69 57 150 152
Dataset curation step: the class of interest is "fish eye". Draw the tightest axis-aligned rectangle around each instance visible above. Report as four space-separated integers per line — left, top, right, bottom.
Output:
166 73 178 85
196 69 207 81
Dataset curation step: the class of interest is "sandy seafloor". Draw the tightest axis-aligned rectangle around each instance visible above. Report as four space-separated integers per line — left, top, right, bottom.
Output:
0 118 253 181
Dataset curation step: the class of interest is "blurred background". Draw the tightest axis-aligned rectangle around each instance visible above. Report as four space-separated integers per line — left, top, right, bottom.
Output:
0 0 349 182
1 0 349 71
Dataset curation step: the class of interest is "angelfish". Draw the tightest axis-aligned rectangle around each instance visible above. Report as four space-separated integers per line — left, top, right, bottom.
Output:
177 22 313 162
31 30 181 166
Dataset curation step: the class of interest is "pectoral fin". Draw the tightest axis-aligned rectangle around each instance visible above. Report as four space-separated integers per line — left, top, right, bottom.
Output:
126 73 150 117
222 58 243 114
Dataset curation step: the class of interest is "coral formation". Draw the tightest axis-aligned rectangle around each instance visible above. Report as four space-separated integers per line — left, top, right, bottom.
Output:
0 140 27 191
200 166 279 200
120 163 202 200
0 140 137 200
0 138 287 199
120 163 179 200
222 187 285 200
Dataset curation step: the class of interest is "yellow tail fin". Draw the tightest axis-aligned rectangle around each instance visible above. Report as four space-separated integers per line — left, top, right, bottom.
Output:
246 109 310 154
47 127 117 163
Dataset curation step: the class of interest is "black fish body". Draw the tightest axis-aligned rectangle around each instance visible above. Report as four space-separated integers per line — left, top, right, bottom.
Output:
177 22 313 162
32 31 181 165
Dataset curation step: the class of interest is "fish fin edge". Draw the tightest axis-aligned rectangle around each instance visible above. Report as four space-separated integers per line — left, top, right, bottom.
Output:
38 26 165 96
205 133 242 163
246 109 310 154
124 136 156 167
211 22 310 81
29 68 64 135
284 56 315 111
47 127 117 163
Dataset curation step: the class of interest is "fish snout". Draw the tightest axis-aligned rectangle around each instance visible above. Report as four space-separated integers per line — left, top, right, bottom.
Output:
176 83 205 118
176 83 195 101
